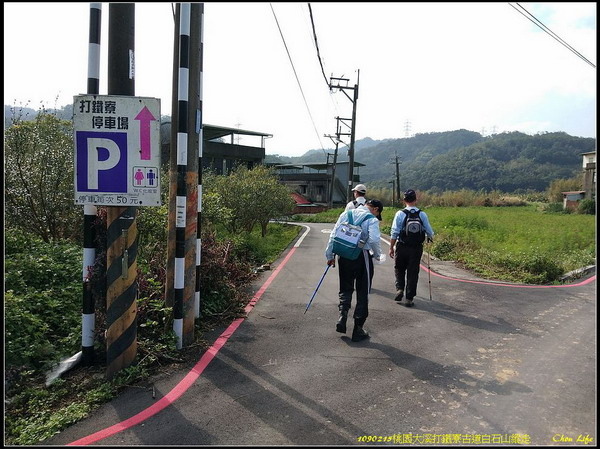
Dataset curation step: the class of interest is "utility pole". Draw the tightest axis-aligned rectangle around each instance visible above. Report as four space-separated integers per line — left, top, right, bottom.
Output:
325 116 348 208
329 71 359 203
395 151 401 204
81 2 102 367
324 132 339 208
389 151 401 205
106 3 137 380
166 3 202 349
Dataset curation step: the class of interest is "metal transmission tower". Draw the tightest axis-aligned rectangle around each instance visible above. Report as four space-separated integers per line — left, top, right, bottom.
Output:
404 119 411 137
329 71 359 203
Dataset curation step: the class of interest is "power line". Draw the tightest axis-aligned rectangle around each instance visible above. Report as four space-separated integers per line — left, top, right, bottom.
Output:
307 3 331 89
509 3 596 69
270 3 326 153
306 3 342 119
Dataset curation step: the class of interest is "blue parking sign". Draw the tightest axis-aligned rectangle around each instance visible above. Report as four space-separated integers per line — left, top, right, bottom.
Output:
76 131 128 192
73 94 161 206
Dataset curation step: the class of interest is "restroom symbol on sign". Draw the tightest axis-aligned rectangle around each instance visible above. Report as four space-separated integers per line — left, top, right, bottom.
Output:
133 167 158 187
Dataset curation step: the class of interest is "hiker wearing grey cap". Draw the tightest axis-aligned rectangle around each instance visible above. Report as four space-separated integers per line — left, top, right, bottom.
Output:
389 189 434 307
344 184 367 211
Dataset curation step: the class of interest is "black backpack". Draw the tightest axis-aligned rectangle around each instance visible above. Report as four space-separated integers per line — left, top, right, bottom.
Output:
401 208 425 246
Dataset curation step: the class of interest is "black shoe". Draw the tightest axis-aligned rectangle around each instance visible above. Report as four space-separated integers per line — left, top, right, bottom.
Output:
351 325 370 342
405 298 414 307
394 289 404 302
336 311 348 333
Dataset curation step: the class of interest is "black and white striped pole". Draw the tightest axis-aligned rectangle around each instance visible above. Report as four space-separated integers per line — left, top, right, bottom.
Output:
81 2 102 366
195 3 204 319
173 2 191 349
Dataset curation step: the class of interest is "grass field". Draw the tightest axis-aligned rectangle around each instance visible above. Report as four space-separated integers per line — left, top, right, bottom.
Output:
295 205 596 284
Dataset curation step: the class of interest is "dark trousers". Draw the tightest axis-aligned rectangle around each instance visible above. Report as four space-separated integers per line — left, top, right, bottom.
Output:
337 251 373 326
394 243 423 300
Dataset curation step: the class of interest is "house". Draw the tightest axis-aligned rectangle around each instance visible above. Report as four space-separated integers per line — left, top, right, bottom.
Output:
290 192 327 214
581 151 596 200
160 121 272 174
272 160 365 207
561 191 586 211
561 151 596 211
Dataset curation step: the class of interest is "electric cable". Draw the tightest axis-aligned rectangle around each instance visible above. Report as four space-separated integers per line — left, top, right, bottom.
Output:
509 3 595 69
270 3 327 153
307 3 343 119
308 3 331 89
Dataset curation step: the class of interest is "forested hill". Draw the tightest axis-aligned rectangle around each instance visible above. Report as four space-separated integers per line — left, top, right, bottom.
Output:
6 105 594 193
268 130 596 193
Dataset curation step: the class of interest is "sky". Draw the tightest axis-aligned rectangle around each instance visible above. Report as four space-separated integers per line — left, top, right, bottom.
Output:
4 2 597 157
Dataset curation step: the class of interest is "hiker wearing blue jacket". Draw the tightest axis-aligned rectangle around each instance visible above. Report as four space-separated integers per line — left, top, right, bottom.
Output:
325 199 384 342
389 190 435 307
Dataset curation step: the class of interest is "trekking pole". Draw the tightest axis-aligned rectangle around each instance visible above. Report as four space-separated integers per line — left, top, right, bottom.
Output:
304 264 331 314
427 241 432 301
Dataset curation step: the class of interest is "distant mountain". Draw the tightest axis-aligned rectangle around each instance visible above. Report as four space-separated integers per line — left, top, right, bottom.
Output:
6 104 594 193
265 137 380 165
267 129 595 193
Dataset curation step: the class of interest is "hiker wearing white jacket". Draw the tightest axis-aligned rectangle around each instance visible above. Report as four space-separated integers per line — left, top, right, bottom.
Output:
325 200 384 342
344 183 368 211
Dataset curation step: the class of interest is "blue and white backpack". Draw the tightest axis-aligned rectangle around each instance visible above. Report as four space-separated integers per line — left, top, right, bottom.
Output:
332 211 374 260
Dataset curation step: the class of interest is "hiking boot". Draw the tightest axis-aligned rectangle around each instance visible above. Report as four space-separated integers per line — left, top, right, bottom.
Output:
351 325 370 342
394 289 404 302
405 298 414 307
336 311 348 333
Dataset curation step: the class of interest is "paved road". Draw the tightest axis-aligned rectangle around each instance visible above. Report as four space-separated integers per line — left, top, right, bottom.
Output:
47 222 596 446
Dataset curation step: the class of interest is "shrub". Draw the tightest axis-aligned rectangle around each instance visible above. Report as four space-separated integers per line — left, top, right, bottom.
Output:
494 251 564 284
4 111 82 242
543 202 568 214
577 199 596 215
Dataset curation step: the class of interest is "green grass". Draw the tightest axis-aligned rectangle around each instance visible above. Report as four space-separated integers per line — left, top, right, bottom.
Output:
239 223 301 264
424 206 595 283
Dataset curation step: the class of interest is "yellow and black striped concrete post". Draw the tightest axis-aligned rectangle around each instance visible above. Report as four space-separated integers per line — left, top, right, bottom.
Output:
105 3 137 379
106 207 138 379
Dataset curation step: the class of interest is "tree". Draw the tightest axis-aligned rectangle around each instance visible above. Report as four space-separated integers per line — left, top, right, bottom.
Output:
546 176 583 203
4 111 82 242
249 166 295 237
203 165 294 236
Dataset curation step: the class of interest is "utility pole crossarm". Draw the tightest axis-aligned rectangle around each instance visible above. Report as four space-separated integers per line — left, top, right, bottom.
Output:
329 70 359 202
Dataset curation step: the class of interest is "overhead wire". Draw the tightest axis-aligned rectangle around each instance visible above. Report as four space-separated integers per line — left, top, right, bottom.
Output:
307 3 343 121
308 3 330 89
509 3 596 69
270 3 327 153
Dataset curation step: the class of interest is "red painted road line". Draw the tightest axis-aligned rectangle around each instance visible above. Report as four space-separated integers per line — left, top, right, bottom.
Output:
421 264 596 288
68 246 298 446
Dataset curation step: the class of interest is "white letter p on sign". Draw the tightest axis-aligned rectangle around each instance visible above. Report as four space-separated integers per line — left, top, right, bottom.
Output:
87 138 121 189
